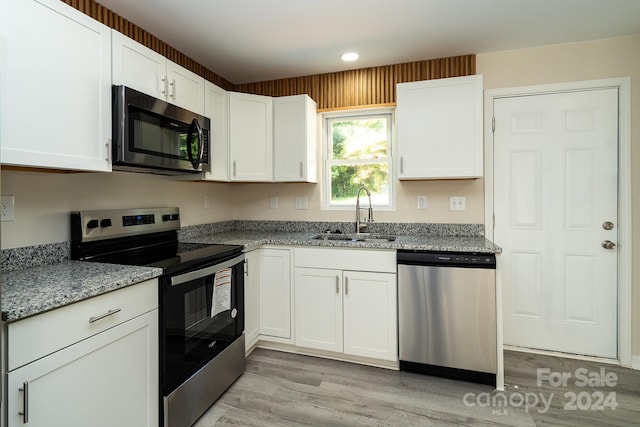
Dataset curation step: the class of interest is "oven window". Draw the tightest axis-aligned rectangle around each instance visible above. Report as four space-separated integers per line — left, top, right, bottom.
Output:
129 108 190 160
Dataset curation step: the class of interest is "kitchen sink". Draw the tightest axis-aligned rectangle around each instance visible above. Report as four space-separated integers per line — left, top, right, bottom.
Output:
310 233 396 242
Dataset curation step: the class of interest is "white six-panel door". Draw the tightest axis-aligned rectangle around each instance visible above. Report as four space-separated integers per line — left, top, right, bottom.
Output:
494 88 618 358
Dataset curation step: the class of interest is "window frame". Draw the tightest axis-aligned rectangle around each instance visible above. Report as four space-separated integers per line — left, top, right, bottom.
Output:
321 107 396 211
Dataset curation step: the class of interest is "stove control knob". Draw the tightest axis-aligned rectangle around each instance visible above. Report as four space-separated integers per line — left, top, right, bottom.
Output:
87 219 99 229
100 218 112 228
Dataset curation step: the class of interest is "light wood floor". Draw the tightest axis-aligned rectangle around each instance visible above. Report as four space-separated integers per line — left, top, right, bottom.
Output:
194 348 640 426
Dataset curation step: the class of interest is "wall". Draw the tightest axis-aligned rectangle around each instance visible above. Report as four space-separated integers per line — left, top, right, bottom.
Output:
476 34 640 358
0 170 234 249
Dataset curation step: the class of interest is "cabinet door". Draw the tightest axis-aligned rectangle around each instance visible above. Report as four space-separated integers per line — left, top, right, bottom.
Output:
7 310 158 427
259 248 291 339
166 61 205 114
396 74 483 179
229 92 273 181
294 268 343 352
203 81 230 181
244 250 260 350
273 95 317 182
343 271 397 361
112 30 166 99
0 0 111 172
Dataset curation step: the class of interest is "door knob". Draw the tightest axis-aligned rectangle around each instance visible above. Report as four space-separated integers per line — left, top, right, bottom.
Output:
601 240 617 250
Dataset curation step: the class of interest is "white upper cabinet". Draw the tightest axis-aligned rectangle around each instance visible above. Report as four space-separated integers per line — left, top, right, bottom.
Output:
112 31 205 114
273 95 318 182
229 92 273 181
0 0 112 172
203 81 230 181
396 74 483 179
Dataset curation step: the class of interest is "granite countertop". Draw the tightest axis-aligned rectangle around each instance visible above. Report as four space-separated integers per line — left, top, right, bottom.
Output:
1 261 163 322
1 221 500 323
180 230 502 254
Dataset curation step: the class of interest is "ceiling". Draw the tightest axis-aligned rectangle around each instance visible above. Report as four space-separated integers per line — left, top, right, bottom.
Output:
97 0 640 84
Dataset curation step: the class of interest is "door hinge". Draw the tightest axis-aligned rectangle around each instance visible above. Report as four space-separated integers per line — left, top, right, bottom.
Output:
492 117 495 133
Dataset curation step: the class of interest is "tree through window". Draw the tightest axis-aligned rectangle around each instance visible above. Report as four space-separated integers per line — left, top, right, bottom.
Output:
325 110 393 208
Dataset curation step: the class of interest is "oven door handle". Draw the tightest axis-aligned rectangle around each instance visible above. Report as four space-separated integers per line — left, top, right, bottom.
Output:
171 254 245 287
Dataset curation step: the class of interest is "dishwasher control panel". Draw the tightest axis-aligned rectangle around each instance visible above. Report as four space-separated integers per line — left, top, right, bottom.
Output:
397 251 496 268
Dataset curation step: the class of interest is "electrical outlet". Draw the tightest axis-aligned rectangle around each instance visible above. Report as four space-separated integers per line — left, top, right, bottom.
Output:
1 195 15 221
449 196 466 211
417 195 427 210
295 196 308 210
269 197 278 209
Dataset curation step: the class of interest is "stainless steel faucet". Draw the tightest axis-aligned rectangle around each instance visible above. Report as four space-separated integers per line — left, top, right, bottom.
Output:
355 186 374 234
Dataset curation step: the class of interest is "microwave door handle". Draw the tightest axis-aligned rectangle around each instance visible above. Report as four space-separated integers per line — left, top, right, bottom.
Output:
196 120 205 167
187 119 203 169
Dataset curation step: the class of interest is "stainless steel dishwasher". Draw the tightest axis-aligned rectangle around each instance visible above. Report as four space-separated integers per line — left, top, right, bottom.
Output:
397 250 497 385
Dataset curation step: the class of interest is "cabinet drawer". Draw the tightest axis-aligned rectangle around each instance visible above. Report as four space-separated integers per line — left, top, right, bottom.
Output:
294 248 395 272
8 279 158 371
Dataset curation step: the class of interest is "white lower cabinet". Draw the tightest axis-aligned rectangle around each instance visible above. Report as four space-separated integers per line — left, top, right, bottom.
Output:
244 250 260 350
6 280 159 427
244 248 292 351
342 270 397 361
259 248 292 339
293 248 397 362
294 268 343 352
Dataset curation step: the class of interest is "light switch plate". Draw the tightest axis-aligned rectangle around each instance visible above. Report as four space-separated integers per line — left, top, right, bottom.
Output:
269 197 278 209
417 195 427 210
295 196 308 210
449 196 466 211
205 194 214 209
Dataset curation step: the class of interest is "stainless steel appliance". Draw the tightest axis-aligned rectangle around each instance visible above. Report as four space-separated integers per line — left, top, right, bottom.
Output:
71 207 244 427
397 250 497 385
112 86 210 174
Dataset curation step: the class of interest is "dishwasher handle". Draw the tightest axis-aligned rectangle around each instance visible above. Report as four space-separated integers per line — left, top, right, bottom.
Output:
397 250 496 269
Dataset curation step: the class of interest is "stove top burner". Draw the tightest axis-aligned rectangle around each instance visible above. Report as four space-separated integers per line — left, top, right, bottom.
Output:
70 208 243 274
147 243 243 271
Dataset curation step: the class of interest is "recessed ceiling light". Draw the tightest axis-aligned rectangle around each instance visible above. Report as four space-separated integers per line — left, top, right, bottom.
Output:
341 52 359 62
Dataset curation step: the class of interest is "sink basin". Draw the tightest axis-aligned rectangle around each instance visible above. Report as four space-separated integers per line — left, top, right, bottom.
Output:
310 233 396 242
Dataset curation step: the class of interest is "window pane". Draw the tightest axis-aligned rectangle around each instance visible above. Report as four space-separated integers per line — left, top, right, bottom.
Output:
330 163 389 206
331 118 388 160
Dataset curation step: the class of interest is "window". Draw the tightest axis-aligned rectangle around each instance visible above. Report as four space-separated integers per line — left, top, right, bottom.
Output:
323 109 394 209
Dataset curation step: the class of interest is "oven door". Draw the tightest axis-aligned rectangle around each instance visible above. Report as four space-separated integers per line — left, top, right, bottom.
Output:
161 254 245 395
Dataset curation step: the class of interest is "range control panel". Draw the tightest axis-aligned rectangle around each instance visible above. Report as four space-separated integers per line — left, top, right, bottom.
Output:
123 214 155 227
71 207 180 243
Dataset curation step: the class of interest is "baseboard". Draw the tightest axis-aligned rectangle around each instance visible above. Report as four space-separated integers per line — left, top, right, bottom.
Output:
504 345 619 365
632 356 640 370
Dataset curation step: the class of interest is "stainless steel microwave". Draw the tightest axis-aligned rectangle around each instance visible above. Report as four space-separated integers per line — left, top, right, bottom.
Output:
112 85 210 174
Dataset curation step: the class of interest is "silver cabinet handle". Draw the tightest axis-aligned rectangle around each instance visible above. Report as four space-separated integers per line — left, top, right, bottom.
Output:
169 79 176 99
345 277 349 295
299 161 304 178
336 276 339 294
89 308 121 323
19 381 29 423
601 240 616 250
400 156 404 174
244 259 248 276
161 76 168 95
233 160 237 177
105 139 111 162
